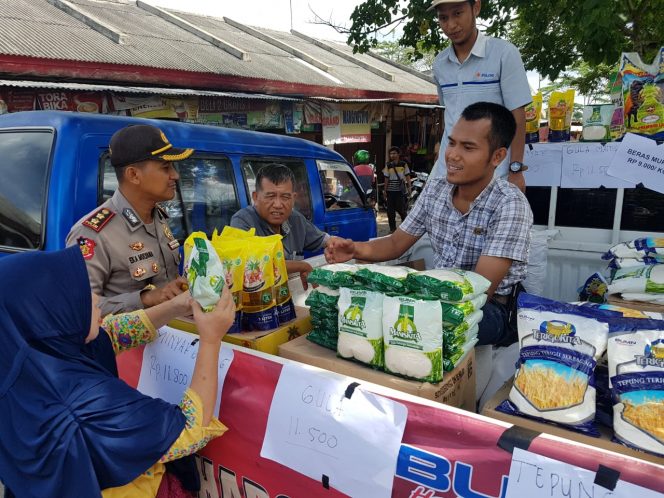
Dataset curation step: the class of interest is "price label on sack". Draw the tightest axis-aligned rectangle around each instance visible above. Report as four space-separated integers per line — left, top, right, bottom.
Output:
260 363 408 498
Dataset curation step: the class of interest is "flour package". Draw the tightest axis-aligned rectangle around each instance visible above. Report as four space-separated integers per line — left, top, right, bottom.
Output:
405 269 490 302
308 264 359 289
608 255 664 270
602 238 664 260
608 319 664 456
186 236 225 312
382 295 444 383
621 293 664 305
441 294 487 327
353 264 414 295
608 264 664 296
337 288 384 368
498 294 614 435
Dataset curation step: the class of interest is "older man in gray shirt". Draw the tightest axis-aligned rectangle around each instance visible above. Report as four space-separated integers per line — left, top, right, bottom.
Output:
230 163 329 288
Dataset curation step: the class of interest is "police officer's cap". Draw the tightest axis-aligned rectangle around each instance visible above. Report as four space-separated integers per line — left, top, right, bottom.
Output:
109 124 194 168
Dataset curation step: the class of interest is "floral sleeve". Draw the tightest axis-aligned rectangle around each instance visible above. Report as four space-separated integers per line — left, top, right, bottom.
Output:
159 388 227 463
101 310 157 354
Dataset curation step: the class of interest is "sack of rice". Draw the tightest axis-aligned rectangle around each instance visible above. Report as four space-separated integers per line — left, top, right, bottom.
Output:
441 294 487 327
308 264 359 289
621 292 664 305
498 293 615 435
405 269 490 302
382 295 444 383
353 264 415 295
337 288 384 367
608 319 664 456
306 289 340 351
602 238 664 260
608 265 664 296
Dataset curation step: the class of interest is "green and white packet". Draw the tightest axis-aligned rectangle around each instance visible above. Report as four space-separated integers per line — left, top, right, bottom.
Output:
608 265 664 295
406 269 490 302
382 295 444 383
186 237 224 311
441 293 487 327
337 288 384 367
308 264 359 289
353 264 415 295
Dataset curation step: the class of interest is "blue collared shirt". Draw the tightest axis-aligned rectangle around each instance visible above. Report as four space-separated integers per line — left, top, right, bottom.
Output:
430 32 532 179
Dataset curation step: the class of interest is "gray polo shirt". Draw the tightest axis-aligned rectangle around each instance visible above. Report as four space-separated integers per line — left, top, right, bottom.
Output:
430 31 532 179
230 206 328 259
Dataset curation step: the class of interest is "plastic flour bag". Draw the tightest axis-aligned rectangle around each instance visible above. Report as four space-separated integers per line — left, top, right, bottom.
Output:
382 295 444 383
186 236 225 311
608 319 664 456
498 293 614 435
608 265 664 296
602 238 664 260
405 269 490 302
337 288 384 368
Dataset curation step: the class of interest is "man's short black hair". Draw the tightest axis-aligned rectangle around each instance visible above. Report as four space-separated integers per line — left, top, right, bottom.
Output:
388 146 400 154
255 163 296 191
459 102 516 153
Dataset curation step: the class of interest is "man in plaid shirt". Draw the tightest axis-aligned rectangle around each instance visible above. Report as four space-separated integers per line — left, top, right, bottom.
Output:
325 102 532 346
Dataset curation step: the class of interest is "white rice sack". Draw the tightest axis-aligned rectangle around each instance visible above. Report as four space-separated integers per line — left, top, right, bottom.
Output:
603 238 664 260
406 269 490 302
337 288 384 367
383 295 443 383
441 293 487 327
186 236 224 311
608 323 664 456
608 265 664 295
621 292 664 305
506 294 611 435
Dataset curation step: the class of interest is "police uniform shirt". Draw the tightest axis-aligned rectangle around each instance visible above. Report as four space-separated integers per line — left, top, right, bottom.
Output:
66 189 180 315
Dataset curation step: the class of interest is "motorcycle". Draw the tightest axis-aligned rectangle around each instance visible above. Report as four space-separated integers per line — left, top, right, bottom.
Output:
408 171 428 210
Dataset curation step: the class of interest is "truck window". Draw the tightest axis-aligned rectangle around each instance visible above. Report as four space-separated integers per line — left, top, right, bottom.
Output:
317 160 364 211
0 130 53 250
100 155 241 241
241 158 313 221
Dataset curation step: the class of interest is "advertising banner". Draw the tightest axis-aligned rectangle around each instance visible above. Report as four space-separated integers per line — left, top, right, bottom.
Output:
117 333 664 498
340 103 371 143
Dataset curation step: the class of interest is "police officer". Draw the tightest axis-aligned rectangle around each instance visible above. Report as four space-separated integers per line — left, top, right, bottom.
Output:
66 124 193 316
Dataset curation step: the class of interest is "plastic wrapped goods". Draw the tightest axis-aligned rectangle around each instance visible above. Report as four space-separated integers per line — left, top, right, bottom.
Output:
337 288 384 368
405 269 490 302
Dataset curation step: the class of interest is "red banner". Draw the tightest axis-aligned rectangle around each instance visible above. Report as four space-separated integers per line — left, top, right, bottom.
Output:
118 345 664 498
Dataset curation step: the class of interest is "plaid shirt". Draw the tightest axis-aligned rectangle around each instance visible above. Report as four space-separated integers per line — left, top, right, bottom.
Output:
400 178 532 295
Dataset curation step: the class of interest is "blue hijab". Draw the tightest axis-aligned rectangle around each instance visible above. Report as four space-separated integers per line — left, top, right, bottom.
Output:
0 247 186 498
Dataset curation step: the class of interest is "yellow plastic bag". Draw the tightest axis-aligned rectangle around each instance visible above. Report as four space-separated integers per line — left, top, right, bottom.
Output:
261 234 297 325
241 237 278 331
525 92 542 143
548 89 575 142
210 237 247 333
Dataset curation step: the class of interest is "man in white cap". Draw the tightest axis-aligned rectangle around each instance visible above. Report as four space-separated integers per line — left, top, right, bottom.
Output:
429 0 531 192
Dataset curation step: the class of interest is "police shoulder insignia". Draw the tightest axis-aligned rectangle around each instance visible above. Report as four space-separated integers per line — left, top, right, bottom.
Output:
82 208 115 232
122 208 141 228
156 204 169 219
77 237 96 260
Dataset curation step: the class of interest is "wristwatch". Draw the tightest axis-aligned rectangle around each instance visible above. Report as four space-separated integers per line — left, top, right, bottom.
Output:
509 161 528 173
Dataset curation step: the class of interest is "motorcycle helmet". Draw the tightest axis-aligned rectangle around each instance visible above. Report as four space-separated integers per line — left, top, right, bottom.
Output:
353 149 370 165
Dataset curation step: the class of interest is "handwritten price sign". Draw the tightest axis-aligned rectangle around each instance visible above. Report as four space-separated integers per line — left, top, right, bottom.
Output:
261 364 408 498
561 142 634 188
137 326 234 418
607 133 664 194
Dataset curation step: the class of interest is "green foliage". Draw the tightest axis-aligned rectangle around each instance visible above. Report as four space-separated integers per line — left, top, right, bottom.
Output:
346 0 664 80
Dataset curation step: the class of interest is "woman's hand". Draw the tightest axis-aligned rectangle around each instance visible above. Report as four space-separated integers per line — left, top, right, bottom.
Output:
192 285 235 344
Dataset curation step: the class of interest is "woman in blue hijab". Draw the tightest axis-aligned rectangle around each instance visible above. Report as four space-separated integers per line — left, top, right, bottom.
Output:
0 247 234 497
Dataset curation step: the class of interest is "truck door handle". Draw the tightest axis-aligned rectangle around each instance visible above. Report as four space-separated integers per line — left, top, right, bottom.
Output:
326 225 340 235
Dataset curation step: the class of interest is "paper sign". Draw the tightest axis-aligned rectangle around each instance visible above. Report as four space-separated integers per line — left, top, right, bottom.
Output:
506 448 662 498
137 326 234 418
561 142 634 188
524 143 563 187
607 132 664 194
260 364 408 498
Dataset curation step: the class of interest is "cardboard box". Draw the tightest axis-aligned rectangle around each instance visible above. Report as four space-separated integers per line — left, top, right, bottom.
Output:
278 335 476 411
482 378 664 465
607 295 664 314
170 306 311 356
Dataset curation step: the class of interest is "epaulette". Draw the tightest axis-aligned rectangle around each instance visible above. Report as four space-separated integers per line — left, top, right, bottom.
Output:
82 207 115 232
156 204 169 219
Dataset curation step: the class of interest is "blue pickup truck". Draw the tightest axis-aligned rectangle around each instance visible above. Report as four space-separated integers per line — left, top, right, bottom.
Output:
0 111 376 256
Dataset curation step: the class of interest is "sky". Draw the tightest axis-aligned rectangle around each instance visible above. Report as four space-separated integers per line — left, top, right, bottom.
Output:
150 0 542 91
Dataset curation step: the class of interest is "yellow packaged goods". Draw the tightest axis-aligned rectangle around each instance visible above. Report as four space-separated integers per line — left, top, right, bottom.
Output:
217 225 255 239
525 92 542 144
548 89 575 142
209 237 246 333
260 234 297 325
497 294 613 436
241 238 278 331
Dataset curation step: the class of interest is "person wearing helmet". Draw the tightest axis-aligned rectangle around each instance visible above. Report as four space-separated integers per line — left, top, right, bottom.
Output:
352 149 375 193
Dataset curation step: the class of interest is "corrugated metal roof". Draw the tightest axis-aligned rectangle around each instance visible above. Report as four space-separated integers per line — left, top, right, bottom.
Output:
0 79 302 100
0 0 437 100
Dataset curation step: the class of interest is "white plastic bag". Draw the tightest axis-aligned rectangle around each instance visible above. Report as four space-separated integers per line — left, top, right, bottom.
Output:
522 229 558 296
186 237 225 311
337 288 384 367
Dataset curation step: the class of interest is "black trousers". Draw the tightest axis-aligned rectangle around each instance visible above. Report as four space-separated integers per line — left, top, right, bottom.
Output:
386 190 407 231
